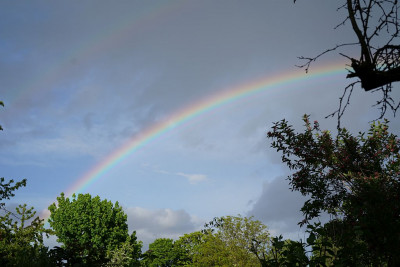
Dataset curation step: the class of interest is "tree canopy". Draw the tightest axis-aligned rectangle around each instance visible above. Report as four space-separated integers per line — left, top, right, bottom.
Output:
193 215 271 266
142 238 183 267
48 193 136 265
0 203 53 266
268 115 400 265
140 215 271 267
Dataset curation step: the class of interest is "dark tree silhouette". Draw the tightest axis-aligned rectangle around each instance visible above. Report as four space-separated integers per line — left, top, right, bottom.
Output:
268 116 400 265
295 0 400 124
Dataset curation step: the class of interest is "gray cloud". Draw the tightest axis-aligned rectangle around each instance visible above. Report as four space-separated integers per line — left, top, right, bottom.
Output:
247 175 340 241
126 207 203 250
247 176 306 237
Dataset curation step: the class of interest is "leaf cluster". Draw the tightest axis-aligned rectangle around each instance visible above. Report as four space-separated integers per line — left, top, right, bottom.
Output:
0 177 27 211
141 238 187 267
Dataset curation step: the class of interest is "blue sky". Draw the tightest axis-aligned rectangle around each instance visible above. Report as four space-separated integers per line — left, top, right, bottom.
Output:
1 0 399 249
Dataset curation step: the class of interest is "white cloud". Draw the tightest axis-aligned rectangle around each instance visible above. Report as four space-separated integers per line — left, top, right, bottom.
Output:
176 172 207 184
145 164 208 185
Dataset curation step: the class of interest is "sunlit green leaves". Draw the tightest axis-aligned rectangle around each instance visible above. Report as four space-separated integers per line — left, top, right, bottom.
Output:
48 193 131 265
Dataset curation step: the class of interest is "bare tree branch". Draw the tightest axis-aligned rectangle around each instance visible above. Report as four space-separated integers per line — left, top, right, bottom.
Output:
296 43 359 73
325 81 359 129
295 0 400 125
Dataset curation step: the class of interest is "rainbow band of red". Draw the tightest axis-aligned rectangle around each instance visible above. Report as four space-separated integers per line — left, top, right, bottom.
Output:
64 63 346 198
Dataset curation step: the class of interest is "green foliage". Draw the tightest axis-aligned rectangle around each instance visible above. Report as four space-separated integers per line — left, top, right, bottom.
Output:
0 204 54 266
105 231 143 267
0 102 26 212
0 177 27 210
0 102 53 266
48 193 131 265
265 223 345 266
268 115 400 265
206 215 271 264
266 222 367 266
0 102 26 211
265 235 308 266
142 238 181 267
190 233 233 267
188 215 271 266
142 215 271 267
173 231 205 266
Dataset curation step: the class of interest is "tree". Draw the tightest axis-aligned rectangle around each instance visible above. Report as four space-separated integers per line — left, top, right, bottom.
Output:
48 193 134 265
0 177 26 212
267 115 400 265
205 215 271 264
189 232 234 267
0 101 27 212
105 231 142 267
0 101 52 265
173 231 205 266
295 0 400 122
0 204 53 266
265 235 308 266
188 215 271 266
265 224 344 266
141 216 271 266
142 238 182 267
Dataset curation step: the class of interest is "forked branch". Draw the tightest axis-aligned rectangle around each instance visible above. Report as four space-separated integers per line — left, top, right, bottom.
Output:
296 0 400 122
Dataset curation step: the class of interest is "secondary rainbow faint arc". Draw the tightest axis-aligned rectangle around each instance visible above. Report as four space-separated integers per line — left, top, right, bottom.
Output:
64 63 347 197
9 1 191 107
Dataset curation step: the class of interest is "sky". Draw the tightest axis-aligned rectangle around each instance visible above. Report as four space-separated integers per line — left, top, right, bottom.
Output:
1 0 399 249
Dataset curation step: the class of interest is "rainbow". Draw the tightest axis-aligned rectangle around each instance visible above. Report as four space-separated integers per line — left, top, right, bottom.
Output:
9 1 192 108
63 62 347 198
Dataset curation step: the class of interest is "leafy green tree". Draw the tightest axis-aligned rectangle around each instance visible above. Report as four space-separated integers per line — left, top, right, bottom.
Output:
267 115 400 265
265 235 308 267
142 238 181 267
205 215 271 264
0 177 26 212
176 215 271 266
141 216 270 267
0 103 51 266
0 102 27 212
105 231 142 267
190 233 233 267
0 204 53 266
48 193 133 265
173 231 205 266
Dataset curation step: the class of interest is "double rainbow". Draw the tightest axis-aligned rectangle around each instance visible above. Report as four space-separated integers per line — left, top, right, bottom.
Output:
64 63 347 197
